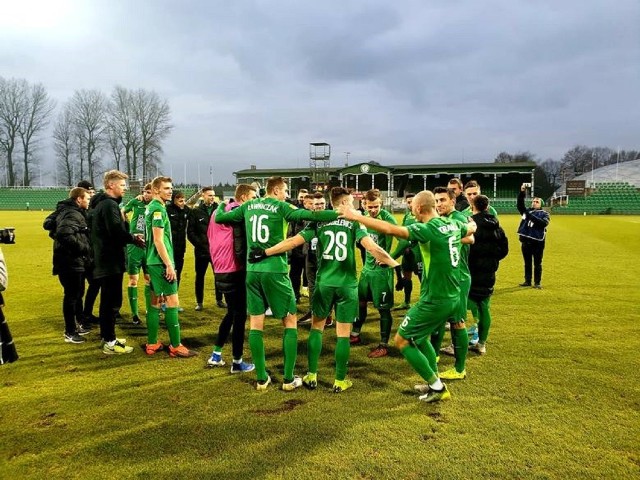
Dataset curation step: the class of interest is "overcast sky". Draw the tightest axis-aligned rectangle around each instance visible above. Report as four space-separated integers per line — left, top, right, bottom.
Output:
1 0 639 184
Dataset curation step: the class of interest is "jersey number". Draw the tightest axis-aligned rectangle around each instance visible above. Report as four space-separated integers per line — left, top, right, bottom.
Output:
448 236 460 267
249 214 269 243
322 231 348 261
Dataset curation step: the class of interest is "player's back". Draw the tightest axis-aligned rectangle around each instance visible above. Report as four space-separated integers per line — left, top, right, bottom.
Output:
309 218 368 288
244 197 292 274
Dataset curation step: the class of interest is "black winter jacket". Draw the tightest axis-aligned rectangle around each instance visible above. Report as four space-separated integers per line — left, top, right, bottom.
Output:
43 198 75 239
187 202 217 258
166 203 189 256
89 192 136 279
468 212 509 301
53 203 91 275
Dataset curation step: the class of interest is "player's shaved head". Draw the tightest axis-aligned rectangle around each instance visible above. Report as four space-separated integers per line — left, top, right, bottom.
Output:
413 190 436 214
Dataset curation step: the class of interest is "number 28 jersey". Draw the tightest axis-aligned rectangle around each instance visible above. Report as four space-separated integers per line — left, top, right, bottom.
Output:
214 197 338 274
406 216 468 302
300 219 369 287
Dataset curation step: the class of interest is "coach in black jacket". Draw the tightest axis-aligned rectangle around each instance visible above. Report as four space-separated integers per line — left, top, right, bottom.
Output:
90 171 143 352
167 191 190 285
187 187 224 310
54 187 92 343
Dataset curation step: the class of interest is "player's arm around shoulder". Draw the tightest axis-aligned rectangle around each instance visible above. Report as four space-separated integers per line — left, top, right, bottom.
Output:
360 235 400 268
214 201 245 223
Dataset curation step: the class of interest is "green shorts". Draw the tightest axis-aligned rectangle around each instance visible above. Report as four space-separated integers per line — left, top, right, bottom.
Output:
311 283 358 323
398 298 459 342
148 264 178 296
358 268 393 310
246 271 297 319
127 244 147 275
453 275 471 323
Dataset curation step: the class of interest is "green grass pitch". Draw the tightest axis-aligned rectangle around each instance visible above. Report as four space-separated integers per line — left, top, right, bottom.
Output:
0 211 639 479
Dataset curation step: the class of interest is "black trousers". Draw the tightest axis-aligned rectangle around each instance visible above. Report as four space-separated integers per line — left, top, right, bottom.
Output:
174 248 185 286
194 255 222 304
0 293 18 364
215 272 247 360
289 255 306 300
83 273 100 319
58 272 85 335
98 273 123 342
521 239 545 285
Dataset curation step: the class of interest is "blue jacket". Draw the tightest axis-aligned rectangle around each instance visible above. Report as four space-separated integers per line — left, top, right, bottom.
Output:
517 191 550 242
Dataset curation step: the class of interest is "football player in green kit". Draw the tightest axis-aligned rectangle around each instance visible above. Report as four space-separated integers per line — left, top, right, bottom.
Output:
337 190 476 403
432 187 474 380
144 176 196 358
390 193 423 309
214 176 339 391
122 183 153 325
249 187 399 393
349 189 399 359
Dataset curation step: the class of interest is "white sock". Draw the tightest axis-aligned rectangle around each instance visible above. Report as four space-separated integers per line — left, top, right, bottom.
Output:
430 378 443 391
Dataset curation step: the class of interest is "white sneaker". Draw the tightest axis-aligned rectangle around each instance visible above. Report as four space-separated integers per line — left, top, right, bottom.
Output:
256 375 272 391
265 307 273 316
282 376 303 391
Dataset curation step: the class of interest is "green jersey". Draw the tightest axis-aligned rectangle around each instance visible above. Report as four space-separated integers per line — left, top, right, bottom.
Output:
391 210 421 261
362 209 397 271
124 198 148 236
145 199 174 266
300 218 368 287
406 216 468 302
447 209 471 281
214 197 338 273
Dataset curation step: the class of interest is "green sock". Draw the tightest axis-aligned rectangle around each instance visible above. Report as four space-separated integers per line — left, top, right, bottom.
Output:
415 337 438 373
144 284 151 313
128 286 138 316
379 309 392 344
478 297 492 343
165 306 181 347
430 323 446 352
452 326 469 373
249 330 267 381
307 328 323 374
401 344 438 384
335 336 350 381
147 306 160 344
282 328 298 382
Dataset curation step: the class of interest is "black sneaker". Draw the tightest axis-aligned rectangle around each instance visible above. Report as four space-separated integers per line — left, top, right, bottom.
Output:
519 282 532 287
216 300 227 308
132 315 142 325
84 314 100 324
76 324 92 336
64 333 86 344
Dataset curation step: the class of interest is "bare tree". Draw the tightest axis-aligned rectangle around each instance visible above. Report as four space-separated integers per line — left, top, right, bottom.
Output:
539 158 562 190
70 89 108 185
108 86 141 177
0 77 28 186
132 89 172 181
53 103 77 186
17 82 55 186
494 151 513 163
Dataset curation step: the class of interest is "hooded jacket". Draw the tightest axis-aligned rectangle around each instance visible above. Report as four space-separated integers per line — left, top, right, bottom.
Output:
468 211 509 301
53 201 91 275
517 191 550 242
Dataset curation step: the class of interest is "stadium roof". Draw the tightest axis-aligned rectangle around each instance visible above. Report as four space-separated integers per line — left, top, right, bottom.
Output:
568 159 640 189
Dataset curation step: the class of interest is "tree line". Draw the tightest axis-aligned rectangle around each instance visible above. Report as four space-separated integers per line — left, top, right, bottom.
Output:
0 76 172 187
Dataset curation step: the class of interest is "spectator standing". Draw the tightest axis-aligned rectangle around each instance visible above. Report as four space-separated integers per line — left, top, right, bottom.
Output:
447 178 469 211
53 187 93 343
469 195 509 355
90 170 144 354
187 186 225 310
517 183 550 289
166 190 189 287
287 193 312 303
